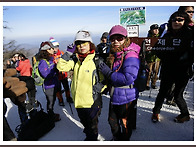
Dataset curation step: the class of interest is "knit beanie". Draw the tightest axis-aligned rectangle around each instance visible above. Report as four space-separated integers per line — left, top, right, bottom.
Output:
49 37 59 47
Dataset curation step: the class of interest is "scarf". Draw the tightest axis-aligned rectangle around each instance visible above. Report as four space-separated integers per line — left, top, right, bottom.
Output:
106 37 131 69
77 49 95 62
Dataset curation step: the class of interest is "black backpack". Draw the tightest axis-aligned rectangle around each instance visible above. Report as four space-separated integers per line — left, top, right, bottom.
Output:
134 40 149 92
16 101 55 141
120 41 149 92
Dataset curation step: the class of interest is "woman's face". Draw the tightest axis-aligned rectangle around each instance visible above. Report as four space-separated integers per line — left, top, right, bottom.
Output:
110 35 126 48
76 41 90 54
172 16 185 30
151 29 159 35
101 37 107 43
185 7 194 19
47 48 54 55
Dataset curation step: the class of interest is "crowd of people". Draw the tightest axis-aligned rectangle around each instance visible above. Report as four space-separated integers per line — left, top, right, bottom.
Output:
4 6 194 141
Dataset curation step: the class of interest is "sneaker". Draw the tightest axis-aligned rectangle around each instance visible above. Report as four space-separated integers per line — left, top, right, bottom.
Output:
59 101 65 106
146 86 150 90
151 113 159 123
67 97 73 103
174 114 190 123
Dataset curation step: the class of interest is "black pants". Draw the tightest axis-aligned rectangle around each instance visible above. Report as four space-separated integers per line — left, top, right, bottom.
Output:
153 68 190 116
60 77 70 92
17 76 37 123
108 100 137 141
76 107 101 141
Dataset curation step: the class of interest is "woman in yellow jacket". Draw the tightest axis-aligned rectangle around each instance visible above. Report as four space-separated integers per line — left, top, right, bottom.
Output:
57 30 105 141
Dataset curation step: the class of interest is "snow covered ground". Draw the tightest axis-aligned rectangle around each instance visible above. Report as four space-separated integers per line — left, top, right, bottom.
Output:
4 79 194 145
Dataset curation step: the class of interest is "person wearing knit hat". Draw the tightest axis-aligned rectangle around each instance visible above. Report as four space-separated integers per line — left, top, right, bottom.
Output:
49 37 59 48
96 32 110 62
38 41 61 122
57 30 105 141
49 37 73 106
146 24 161 90
98 25 141 140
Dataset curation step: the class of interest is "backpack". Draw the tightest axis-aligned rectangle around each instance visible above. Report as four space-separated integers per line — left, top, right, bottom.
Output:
16 101 55 141
120 40 149 92
134 40 149 92
32 59 50 86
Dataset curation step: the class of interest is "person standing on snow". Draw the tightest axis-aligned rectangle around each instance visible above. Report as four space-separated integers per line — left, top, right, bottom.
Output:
49 37 73 106
151 11 194 123
38 41 61 122
57 30 105 141
99 25 140 141
16 53 37 123
146 24 161 90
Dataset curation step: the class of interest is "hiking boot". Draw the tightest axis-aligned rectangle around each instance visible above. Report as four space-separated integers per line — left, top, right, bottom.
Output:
67 97 73 103
146 86 150 90
59 101 65 106
151 113 159 123
151 85 157 89
174 114 190 123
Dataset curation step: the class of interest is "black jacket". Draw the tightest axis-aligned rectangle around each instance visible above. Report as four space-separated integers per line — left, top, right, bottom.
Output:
154 26 193 71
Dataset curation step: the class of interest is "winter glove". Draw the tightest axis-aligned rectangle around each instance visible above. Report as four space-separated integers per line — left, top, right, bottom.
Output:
61 51 73 61
99 61 113 79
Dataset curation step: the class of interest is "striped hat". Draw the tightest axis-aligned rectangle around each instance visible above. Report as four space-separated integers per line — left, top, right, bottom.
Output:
49 37 59 48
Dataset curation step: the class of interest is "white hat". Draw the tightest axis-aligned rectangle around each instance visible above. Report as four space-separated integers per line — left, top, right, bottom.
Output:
40 44 51 50
75 31 93 43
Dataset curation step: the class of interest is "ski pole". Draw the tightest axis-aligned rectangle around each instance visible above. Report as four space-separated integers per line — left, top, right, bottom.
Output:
149 71 154 98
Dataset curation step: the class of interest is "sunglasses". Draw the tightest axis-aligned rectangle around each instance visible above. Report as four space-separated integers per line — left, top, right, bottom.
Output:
186 11 194 14
75 41 89 47
110 36 125 42
171 18 185 22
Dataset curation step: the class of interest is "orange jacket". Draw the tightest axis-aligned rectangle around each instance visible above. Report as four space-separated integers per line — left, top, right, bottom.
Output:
53 49 68 80
16 59 32 76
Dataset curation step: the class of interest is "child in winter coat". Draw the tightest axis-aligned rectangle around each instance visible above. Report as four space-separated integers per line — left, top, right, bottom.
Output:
98 25 140 141
38 41 61 122
57 30 105 141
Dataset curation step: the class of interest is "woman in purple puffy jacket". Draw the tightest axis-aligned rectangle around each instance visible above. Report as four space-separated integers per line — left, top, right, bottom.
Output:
38 41 61 122
98 25 140 141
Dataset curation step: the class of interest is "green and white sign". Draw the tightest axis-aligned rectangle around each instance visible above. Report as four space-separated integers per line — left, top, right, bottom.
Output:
120 7 146 26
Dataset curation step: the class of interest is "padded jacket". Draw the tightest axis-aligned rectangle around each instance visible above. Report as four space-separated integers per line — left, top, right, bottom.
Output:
57 53 104 108
110 42 140 105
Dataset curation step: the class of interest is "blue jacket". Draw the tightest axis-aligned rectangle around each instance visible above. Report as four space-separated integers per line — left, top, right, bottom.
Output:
38 57 59 90
110 43 140 105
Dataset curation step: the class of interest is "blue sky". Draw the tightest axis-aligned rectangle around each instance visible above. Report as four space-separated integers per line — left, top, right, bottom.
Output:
2 2 195 46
